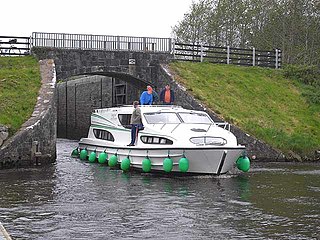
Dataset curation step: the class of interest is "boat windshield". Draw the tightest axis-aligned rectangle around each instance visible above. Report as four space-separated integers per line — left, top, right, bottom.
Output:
144 112 181 124
178 112 213 124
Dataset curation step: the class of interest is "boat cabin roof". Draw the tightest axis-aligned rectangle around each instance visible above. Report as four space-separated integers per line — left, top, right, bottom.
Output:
93 105 214 125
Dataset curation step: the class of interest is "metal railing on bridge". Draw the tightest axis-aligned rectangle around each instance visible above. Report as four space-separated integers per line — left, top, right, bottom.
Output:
1 32 281 68
31 32 172 53
31 32 281 68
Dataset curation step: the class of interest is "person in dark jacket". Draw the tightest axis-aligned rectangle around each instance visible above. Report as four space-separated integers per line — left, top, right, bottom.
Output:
152 89 159 104
160 84 175 105
127 101 143 146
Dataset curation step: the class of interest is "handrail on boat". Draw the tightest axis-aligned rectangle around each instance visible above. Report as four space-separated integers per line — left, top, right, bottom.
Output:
171 123 181 133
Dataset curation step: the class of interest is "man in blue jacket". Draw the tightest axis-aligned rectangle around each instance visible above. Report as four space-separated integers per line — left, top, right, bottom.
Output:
140 86 153 105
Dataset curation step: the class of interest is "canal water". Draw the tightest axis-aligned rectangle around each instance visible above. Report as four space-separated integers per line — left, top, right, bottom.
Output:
0 139 319 240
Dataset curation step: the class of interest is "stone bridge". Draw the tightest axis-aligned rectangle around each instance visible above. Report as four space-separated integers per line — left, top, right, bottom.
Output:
31 46 177 139
32 47 172 88
31 34 176 139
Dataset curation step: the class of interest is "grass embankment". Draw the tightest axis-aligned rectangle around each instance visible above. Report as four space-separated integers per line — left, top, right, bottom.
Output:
0 56 41 136
170 62 320 157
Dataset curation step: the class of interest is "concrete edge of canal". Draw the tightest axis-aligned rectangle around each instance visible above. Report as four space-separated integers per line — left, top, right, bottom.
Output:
0 59 57 169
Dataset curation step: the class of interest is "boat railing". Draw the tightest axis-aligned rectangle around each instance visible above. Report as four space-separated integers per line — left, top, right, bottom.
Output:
216 122 231 132
118 104 181 108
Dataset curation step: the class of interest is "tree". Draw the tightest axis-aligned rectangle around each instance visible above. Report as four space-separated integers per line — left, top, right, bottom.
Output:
172 0 320 65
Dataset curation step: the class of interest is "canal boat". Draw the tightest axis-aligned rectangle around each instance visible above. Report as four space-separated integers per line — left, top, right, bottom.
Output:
72 105 250 174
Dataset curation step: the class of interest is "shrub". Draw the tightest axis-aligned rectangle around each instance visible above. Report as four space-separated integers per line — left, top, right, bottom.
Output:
283 65 320 86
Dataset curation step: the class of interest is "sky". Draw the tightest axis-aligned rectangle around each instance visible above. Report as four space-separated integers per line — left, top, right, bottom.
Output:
1 0 195 38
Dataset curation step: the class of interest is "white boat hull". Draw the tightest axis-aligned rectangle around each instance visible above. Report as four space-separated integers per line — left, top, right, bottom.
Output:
78 139 245 175
75 105 249 175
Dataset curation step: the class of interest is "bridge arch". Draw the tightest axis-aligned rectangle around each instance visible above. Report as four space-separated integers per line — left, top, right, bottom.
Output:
57 71 155 139
32 47 172 138
85 71 153 90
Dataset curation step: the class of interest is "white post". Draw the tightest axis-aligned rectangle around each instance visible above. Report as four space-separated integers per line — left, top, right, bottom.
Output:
227 46 230 64
169 38 173 54
252 47 255 66
275 49 279 69
200 43 203 62
172 39 175 58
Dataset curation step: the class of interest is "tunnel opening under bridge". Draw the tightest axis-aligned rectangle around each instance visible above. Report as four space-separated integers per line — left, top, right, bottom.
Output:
57 72 154 140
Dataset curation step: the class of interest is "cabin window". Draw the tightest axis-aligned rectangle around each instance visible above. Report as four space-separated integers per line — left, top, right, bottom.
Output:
190 137 226 146
140 136 173 145
118 114 131 129
144 112 181 124
93 129 115 141
179 112 213 124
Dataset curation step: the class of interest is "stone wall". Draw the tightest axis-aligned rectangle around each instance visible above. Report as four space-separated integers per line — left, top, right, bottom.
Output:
0 60 57 169
57 75 141 139
32 47 172 83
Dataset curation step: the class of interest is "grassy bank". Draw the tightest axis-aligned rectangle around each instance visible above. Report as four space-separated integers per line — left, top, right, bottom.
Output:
170 62 320 157
0 56 41 136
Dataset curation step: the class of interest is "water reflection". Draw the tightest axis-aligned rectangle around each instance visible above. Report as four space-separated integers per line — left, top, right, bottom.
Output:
0 139 319 240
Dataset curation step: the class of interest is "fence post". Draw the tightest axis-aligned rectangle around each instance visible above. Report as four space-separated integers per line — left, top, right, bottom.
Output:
169 38 172 54
252 47 255 66
200 44 203 62
172 39 175 58
117 36 120 50
278 50 281 68
32 32 37 47
143 37 146 52
275 49 279 69
29 36 32 54
227 46 230 64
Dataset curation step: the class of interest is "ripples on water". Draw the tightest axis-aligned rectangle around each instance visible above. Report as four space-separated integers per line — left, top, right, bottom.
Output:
0 139 319 240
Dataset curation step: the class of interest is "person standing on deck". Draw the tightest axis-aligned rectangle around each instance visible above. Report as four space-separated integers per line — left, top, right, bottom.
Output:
152 89 159 104
160 84 175 105
127 101 143 146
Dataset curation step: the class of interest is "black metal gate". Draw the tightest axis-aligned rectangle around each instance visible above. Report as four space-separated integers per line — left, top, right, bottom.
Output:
0 36 31 56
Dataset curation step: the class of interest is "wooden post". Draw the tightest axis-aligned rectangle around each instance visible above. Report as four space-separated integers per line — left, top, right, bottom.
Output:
253 47 256 66
275 49 279 69
227 46 230 64
171 39 175 57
